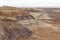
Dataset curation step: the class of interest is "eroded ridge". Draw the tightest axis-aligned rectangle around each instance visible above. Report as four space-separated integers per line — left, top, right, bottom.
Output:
0 19 33 40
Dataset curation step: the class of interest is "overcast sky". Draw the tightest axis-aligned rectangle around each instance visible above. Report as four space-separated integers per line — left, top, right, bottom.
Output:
0 0 60 7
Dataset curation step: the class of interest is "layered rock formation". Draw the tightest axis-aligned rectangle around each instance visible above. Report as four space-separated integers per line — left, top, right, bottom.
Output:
0 6 60 40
